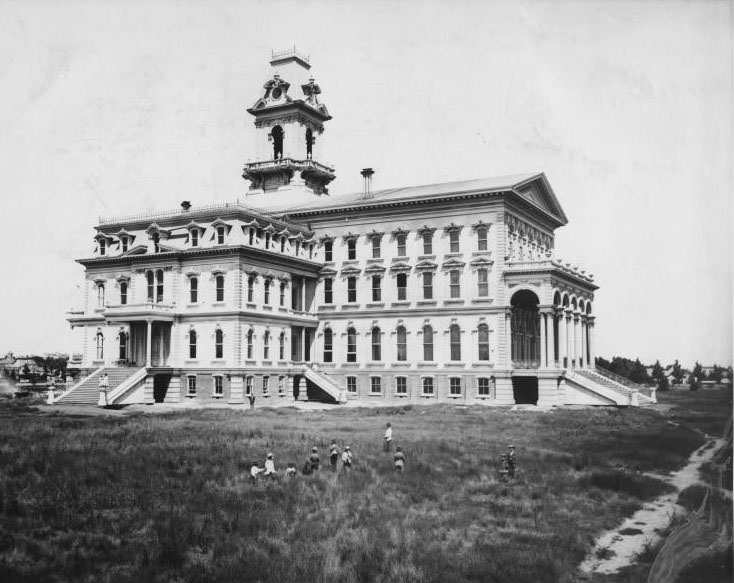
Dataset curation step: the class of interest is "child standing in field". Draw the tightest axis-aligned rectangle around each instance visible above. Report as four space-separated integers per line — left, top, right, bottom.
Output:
393 446 405 472
249 461 263 483
384 422 393 452
341 446 353 471
263 453 276 479
309 447 320 471
285 463 297 477
329 441 339 471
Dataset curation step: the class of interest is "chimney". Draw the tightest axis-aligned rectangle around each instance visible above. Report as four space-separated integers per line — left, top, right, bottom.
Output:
361 168 374 198
181 201 191 212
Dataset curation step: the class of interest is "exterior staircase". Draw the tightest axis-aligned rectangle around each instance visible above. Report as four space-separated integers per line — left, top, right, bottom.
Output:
568 366 655 406
302 366 345 403
55 367 145 405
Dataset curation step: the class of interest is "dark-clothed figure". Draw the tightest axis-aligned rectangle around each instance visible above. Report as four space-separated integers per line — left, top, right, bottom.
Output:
393 447 405 473
341 446 353 470
384 422 393 452
309 447 320 471
329 442 339 471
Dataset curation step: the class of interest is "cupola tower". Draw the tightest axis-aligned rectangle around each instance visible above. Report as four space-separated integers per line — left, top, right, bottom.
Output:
242 48 335 204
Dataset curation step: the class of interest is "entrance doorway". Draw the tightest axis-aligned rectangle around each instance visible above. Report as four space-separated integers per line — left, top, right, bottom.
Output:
512 376 538 405
153 374 171 403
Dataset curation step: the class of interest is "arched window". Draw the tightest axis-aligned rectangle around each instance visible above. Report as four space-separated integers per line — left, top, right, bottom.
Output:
189 277 198 303
215 328 223 359
271 125 283 159
147 271 154 302
396 326 407 361
120 281 128 305
450 324 461 361
280 281 287 306
423 325 433 361
346 328 357 363
279 332 285 360
118 330 127 360
371 327 381 361
95 331 104 360
246 329 254 359
215 275 224 302
263 331 270 360
264 279 271 304
323 328 333 363
155 270 164 303
305 128 313 159
478 323 490 361
188 330 197 359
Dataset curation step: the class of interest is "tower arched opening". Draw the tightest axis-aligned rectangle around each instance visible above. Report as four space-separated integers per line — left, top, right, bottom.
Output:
271 125 284 160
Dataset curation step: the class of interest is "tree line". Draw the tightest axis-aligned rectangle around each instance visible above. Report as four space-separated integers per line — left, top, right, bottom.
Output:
595 356 732 391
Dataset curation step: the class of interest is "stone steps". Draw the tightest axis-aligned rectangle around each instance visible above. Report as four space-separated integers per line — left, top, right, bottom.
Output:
57 368 141 405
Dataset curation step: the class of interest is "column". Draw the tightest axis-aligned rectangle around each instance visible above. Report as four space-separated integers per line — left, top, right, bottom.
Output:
580 317 587 368
587 318 595 369
547 311 556 368
145 319 152 367
559 312 567 369
301 279 306 312
572 315 579 369
539 312 547 367
504 309 512 368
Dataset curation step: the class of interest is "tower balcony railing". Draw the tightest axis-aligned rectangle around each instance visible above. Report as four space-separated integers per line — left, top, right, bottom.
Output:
244 157 335 174
104 302 176 321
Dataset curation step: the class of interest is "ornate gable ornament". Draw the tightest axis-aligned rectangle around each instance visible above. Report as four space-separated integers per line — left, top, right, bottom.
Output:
392 227 410 237
241 218 263 229
145 223 170 240
94 231 114 242
210 218 232 233
443 222 463 233
389 262 412 273
418 224 436 235
415 259 438 271
318 233 335 243
366 229 384 240
471 219 491 231
114 228 136 241
342 231 359 241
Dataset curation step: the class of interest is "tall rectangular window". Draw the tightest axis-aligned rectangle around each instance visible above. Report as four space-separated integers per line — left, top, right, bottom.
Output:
449 270 461 299
147 271 154 302
478 377 491 397
217 227 225 245
371 327 381 361
215 329 223 359
191 230 199 247
370 377 381 394
99 239 106 256
450 377 462 396
478 324 490 361
347 328 357 363
396 326 407 361
477 269 489 297
372 238 381 259
396 233 407 257
423 325 433 361
477 227 488 251
187 376 196 396
280 282 286 306
347 277 357 303
246 376 253 396
323 328 333 363
216 275 224 302
119 281 127 305
264 280 271 304
262 376 269 396
155 270 164 303
265 233 271 249
449 230 460 253
346 376 357 394
247 276 255 303
422 377 434 395
213 376 223 396
324 278 333 304
121 236 128 252
97 283 105 308
189 277 198 303
189 330 197 359
450 324 461 361
324 240 333 262
347 239 357 260
423 272 433 300
371 275 381 302
248 229 255 245
396 376 407 395
422 232 433 255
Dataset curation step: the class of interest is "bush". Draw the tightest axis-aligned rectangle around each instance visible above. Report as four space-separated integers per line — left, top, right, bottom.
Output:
577 470 674 500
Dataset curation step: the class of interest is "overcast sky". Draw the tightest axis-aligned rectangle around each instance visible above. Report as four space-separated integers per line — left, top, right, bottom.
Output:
0 0 731 367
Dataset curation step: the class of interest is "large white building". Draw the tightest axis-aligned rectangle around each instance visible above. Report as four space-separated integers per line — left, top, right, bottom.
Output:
58 50 653 407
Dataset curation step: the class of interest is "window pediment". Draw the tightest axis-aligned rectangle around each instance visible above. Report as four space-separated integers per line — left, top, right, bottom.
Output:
122 244 147 256
340 266 362 276
342 232 359 241
415 260 438 271
319 267 338 276
94 232 114 242
392 227 410 237
364 264 386 273
444 222 463 233
418 225 436 235
470 256 494 268
366 229 384 240
442 259 466 269
389 262 412 273
472 219 491 231
145 223 170 239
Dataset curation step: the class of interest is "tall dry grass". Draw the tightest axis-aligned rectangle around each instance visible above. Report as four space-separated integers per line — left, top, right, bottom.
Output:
0 388 730 583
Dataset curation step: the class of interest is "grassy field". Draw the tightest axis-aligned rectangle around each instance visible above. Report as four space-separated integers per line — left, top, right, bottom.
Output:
0 388 730 583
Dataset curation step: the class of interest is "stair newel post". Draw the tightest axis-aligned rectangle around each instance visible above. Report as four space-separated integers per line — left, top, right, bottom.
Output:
145 319 152 368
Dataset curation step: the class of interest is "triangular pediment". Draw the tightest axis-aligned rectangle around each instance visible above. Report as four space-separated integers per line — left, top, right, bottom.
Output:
389 262 412 272
121 245 147 257
470 256 494 267
415 260 438 271
512 174 568 225
340 265 362 275
364 264 386 273
441 258 466 269
319 266 338 276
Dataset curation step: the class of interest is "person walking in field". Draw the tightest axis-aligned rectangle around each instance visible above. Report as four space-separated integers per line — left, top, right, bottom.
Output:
505 444 517 479
98 373 109 407
249 461 263 483
309 447 320 471
341 446 353 471
329 441 339 472
384 422 393 452
248 391 256 410
393 446 405 473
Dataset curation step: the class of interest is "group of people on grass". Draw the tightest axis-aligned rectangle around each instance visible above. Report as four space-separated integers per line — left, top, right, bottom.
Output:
248 422 407 482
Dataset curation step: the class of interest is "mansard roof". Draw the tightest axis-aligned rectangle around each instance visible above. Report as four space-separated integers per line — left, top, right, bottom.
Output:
281 172 568 227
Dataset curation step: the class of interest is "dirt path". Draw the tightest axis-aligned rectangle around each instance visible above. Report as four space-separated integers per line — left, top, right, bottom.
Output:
578 437 726 576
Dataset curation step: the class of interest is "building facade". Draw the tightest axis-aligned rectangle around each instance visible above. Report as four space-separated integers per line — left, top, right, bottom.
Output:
60 49 651 407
